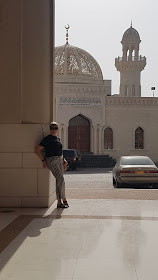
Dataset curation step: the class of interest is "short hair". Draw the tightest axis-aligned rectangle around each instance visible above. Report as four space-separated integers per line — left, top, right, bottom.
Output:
49 121 59 130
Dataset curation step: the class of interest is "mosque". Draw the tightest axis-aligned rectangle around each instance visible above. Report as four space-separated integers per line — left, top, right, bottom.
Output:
1 1 158 208
54 24 158 163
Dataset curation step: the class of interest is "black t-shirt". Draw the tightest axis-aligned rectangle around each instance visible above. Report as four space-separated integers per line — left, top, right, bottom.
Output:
39 135 62 157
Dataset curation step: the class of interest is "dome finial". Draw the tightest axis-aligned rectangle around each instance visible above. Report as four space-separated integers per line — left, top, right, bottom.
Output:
131 20 132 28
65 24 70 44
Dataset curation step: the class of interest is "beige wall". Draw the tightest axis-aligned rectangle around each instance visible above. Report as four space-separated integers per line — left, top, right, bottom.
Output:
103 98 158 163
0 124 56 207
56 92 158 163
0 0 22 123
21 0 53 123
0 0 54 124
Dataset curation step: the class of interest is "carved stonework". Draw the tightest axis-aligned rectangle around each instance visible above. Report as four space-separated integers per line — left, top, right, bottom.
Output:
55 44 103 80
55 84 110 96
58 97 102 106
105 97 158 106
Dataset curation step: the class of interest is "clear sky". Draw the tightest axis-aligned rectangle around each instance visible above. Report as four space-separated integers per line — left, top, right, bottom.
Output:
55 0 158 97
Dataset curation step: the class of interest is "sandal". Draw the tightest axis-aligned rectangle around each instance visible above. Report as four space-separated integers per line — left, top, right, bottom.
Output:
63 200 69 207
57 203 68 209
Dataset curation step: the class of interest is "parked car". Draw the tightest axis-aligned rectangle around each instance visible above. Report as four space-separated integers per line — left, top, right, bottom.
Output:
63 149 82 170
112 156 158 188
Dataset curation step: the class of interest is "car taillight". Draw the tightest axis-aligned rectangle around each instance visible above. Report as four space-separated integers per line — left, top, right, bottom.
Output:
144 170 158 173
120 170 135 173
73 157 76 162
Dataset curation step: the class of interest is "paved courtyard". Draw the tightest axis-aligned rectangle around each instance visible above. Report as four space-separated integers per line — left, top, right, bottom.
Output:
65 168 113 189
1 168 158 280
65 168 158 200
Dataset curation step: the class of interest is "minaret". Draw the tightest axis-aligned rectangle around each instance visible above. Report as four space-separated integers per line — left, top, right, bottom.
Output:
115 24 146 97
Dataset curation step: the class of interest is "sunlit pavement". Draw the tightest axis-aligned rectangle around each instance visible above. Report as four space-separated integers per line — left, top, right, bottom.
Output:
65 168 113 189
1 168 158 280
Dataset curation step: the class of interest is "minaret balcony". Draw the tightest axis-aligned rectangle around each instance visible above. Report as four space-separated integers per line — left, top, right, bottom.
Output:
115 56 146 72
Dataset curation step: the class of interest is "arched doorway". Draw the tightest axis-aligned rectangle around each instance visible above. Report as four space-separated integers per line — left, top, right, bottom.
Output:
68 115 90 153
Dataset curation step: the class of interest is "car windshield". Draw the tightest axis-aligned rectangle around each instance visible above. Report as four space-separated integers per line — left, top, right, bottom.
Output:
120 157 154 165
63 150 76 157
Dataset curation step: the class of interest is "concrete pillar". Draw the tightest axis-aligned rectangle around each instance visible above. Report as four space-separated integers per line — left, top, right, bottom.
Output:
0 0 56 207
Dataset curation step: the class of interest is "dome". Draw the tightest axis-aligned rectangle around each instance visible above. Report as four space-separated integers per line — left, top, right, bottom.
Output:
122 26 141 44
55 43 103 83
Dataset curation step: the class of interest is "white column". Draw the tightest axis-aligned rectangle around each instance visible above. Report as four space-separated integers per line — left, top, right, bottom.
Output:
64 126 68 149
93 126 98 154
135 45 139 61
58 127 62 140
129 45 132 61
99 126 103 154
90 125 94 153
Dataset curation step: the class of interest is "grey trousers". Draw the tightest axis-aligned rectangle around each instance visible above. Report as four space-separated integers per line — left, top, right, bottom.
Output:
46 156 66 200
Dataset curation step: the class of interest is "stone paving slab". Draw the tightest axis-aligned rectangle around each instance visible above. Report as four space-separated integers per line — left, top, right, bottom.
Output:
65 168 158 200
66 188 158 200
65 168 112 189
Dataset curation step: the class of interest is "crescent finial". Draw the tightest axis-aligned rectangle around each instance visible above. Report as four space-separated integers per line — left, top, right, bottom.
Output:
65 24 70 44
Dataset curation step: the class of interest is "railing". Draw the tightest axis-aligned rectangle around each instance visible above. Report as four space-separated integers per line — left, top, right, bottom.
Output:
116 56 146 62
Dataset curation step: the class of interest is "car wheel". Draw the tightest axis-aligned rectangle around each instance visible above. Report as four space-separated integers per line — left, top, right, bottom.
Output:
71 166 77 171
113 177 116 187
153 183 158 189
116 180 123 188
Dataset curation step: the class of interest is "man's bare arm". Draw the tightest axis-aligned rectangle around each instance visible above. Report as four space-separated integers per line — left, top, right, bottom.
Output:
35 145 45 161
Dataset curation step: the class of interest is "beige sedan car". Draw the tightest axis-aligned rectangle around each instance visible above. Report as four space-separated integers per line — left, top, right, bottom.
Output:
112 156 158 188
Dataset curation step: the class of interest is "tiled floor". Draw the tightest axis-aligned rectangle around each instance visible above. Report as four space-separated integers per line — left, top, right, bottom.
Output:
1 199 158 279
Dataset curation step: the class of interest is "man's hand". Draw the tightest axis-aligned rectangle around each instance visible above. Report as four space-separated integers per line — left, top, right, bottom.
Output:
42 161 47 168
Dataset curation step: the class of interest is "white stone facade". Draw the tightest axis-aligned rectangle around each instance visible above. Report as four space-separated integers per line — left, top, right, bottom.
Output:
55 26 158 163
115 25 146 97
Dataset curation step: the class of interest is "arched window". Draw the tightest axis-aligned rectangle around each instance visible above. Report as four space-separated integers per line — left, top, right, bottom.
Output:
135 127 144 149
104 127 113 149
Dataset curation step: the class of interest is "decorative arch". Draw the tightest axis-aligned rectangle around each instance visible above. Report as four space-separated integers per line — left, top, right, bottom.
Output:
104 127 113 149
125 85 128 96
135 127 144 149
68 114 90 153
132 85 135 96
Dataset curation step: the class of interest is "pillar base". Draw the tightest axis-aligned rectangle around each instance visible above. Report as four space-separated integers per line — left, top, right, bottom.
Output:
0 124 56 208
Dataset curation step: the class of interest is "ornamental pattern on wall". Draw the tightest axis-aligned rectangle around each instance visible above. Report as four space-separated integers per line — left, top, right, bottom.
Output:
55 44 103 80
59 97 102 106
105 97 158 106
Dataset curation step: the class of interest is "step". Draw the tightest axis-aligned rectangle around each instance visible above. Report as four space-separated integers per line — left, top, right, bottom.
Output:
80 154 116 168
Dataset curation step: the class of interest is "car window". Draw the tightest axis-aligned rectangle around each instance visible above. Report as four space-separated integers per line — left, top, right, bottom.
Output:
120 157 154 165
116 159 120 166
63 150 76 157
